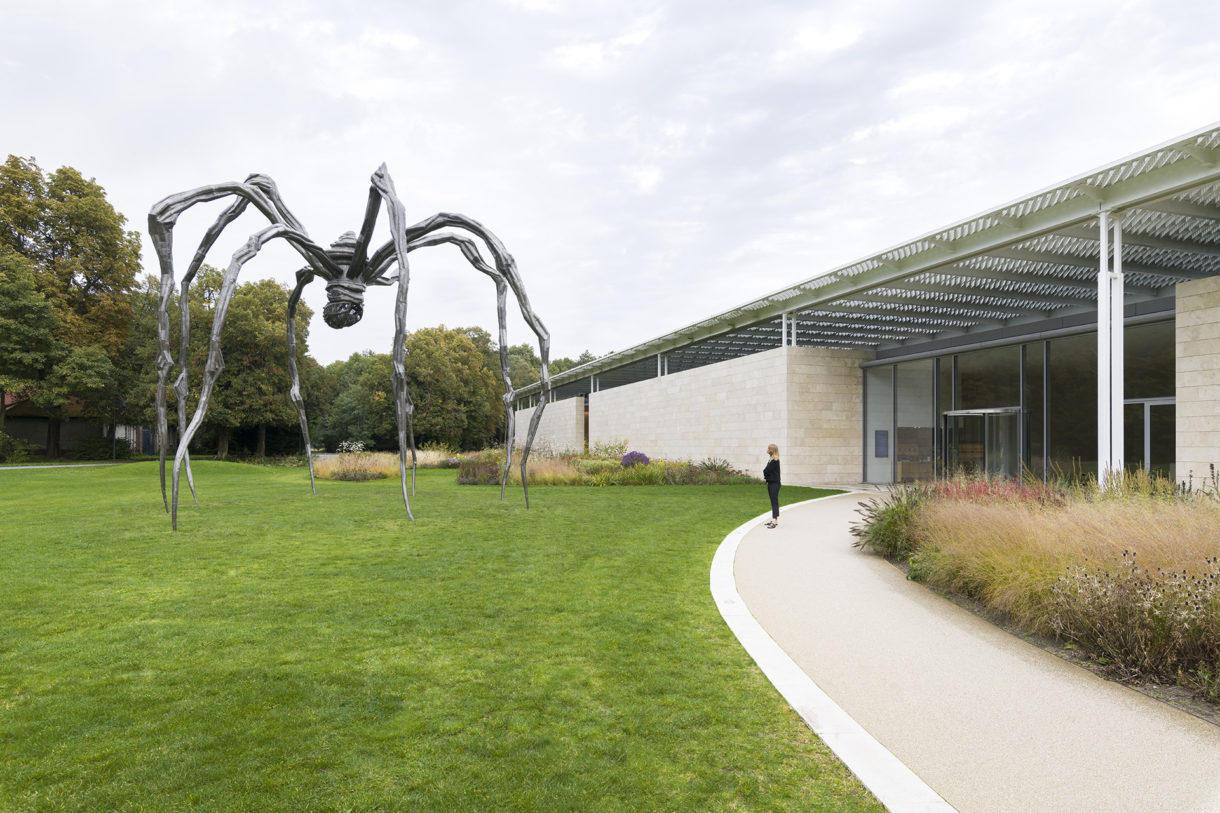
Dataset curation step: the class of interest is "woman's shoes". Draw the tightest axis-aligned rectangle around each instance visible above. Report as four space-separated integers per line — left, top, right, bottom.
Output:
764 521 777 529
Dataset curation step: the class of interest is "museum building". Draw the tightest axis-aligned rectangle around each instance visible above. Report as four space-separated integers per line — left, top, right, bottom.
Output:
513 124 1220 486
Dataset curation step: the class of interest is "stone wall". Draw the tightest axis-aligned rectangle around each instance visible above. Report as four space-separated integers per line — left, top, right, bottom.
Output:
784 346 873 484
514 395 585 455
1176 275 1220 481
586 346 871 484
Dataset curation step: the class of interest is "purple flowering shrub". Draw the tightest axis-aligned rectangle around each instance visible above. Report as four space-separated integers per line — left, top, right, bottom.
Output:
621 451 650 468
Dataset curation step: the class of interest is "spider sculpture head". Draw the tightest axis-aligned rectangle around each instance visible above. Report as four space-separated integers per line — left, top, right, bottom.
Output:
321 231 366 329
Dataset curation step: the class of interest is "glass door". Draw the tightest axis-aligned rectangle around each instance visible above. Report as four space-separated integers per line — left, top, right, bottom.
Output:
944 413 984 475
943 408 1021 478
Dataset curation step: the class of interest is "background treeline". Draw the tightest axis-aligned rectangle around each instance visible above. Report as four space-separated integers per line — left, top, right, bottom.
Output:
0 155 593 458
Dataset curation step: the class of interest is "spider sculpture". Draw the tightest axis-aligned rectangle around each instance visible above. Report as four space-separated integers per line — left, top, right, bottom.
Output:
149 165 552 529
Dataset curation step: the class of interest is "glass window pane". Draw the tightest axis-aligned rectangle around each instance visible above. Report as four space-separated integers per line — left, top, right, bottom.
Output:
938 355 954 411
1125 320 1174 399
958 345 1020 409
895 359 934 483
1149 403 1175 481
1047 332 1097 477
1124 403 1145 472
1024 343 1045 477
865 366 893 483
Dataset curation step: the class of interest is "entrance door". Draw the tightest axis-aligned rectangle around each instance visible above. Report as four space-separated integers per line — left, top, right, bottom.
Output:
944 408 1021 478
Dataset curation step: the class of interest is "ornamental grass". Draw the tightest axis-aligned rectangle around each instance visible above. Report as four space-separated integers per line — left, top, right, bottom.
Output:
852 471 1220 701
315 448 457 481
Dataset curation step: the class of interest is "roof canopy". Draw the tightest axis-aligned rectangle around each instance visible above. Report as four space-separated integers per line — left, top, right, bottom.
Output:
521 123 1220 398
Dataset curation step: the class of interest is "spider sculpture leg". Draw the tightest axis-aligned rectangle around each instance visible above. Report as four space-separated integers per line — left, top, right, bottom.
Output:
174 196 254 505
287 269 317 495
389 209 553 507
369 167 419 519
405 232 519 499
170 224 299 529
150 178 331 515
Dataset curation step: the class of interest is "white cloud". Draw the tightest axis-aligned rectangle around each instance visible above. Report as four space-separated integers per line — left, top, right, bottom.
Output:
776 21 863 63
547 10 663 78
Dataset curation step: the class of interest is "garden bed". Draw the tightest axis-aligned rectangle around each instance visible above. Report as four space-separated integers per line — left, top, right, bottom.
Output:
851 471 1220 708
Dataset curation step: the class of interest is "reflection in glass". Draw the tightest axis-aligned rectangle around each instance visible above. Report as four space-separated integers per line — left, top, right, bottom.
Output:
986 412 1020 478
1048 333 1097 476
958 345 1020 409
1125 321 1174 399
1124 403 1145 471
865 366 893 483
1150 403 1175 480
1024 342 1045 477
945 413 984 476
944 410 1020 478
895 359 935 482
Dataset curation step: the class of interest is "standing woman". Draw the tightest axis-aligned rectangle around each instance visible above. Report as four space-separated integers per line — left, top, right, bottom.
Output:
763 444 781 528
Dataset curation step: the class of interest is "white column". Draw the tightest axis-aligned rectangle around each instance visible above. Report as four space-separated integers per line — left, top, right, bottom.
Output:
1097 211 1111 480
1111 217 1125 472
1097 212 1125 484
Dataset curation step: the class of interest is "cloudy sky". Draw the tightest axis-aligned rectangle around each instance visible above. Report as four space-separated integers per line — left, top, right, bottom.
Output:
4 0 1220 365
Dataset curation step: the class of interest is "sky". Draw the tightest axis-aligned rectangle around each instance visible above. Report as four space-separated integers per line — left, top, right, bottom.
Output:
4 0 1220 366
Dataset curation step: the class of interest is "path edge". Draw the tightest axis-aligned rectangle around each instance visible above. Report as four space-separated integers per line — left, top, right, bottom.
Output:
710 494 956 813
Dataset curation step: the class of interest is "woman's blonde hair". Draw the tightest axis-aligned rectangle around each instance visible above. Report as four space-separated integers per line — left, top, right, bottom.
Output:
767 444 779 459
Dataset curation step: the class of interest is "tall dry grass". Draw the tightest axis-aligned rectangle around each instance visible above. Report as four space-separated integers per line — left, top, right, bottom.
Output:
315 449 455 481
910 498 1220 635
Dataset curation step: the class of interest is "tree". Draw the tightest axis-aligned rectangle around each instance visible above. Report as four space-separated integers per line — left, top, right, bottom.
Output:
318 352 392 451
318 327 509 453
30 346 116 457
551 349 597 375
0 155 140 356
507 343 541 388
0 155 141 453
0 254 60 432
402 326 503 450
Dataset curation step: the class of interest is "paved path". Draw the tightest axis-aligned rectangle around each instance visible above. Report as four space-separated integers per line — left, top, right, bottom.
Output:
728 492 1220 813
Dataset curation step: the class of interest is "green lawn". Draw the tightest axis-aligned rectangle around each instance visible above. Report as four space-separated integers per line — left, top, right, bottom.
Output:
0 462 878 812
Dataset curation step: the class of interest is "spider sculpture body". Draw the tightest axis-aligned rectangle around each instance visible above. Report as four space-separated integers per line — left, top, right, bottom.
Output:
149 165 551 529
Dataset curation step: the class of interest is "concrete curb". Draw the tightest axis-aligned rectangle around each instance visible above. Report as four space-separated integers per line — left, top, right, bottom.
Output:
710 496 955 813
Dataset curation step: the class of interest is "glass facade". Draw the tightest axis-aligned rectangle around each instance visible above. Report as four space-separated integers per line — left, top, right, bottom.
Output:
862 320 1175 483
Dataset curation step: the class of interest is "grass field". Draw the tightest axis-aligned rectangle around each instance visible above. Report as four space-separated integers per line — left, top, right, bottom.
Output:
0 462 877 812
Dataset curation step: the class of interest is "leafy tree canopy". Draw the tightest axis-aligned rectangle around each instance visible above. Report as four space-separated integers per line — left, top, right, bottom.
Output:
0 253 60 430
0 155 141 356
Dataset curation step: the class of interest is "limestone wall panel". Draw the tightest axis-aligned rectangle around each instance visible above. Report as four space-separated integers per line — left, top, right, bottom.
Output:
514 396 585 455
587 345 870 485
1176 276 1220 480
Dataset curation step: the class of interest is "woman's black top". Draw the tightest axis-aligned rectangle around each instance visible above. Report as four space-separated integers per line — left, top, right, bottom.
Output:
763 459 780 484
